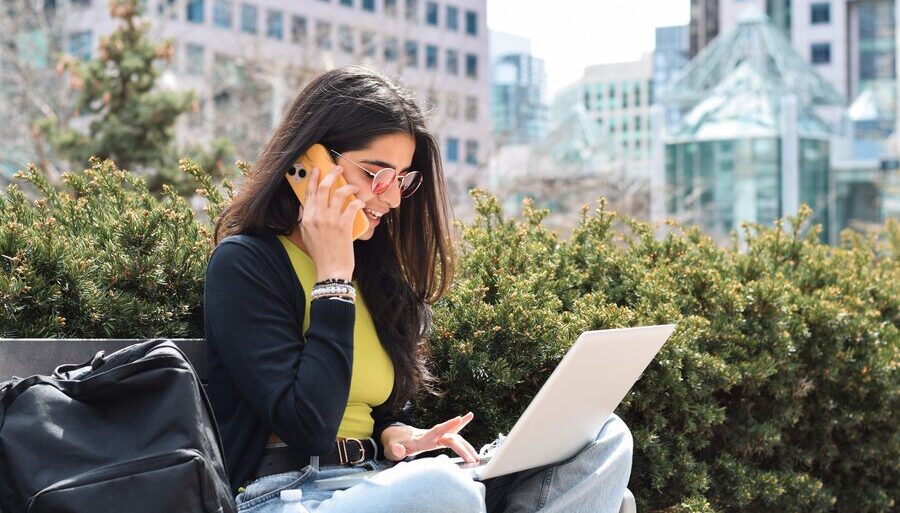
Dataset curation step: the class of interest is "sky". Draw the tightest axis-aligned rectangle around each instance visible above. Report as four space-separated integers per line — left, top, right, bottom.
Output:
486 0 691 95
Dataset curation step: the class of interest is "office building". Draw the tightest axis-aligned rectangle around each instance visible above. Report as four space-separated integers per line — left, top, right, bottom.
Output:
553 53 654 178
51 0 491 199
653 25 690 128
689 0 719 57
490 31 548 146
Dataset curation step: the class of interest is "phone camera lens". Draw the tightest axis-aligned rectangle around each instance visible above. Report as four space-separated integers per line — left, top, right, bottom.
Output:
298 167 307 178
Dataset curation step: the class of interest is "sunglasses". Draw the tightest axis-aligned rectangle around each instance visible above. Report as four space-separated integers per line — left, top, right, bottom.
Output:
329 149 423 199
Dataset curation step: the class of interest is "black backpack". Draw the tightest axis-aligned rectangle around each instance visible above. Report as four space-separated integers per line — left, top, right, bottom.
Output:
0 339 237 513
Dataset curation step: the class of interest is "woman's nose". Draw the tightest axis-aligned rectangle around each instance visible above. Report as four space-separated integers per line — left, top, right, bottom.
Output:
379 178 402 209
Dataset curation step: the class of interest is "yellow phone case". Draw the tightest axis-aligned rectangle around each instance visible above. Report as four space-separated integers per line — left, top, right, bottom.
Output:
285 144 370 240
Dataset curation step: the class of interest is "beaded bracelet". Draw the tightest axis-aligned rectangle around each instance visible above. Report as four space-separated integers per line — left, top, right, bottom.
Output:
311 283 356 296
315 278 353 287
311 283 357 302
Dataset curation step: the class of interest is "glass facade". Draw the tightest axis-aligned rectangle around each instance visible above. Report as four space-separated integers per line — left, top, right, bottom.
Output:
492 53 549 145
666 138 830 241
663 13 838 243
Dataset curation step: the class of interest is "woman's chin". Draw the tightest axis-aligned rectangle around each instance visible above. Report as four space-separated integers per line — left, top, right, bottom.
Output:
357 226 376 241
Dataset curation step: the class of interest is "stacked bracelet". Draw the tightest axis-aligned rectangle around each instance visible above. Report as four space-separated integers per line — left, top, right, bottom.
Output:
315 278 352 287
311 282 357 303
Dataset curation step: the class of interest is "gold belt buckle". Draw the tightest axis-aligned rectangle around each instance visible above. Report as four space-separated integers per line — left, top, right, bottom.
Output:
337 438 366 465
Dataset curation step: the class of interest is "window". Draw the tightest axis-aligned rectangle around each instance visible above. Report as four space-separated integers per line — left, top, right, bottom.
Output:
465 53 477 78
635 116 641 131
266 10 283 39
291 15 308 43
185 43 204 75
340 0 353 6
68 31 92 60
621 89 628 108
213 0 232 28
446 5 458 31
384 37 398 61
405 0 418 22
361 31 377 56
425 44 438 69
425 89 438 110
385 0 397 16
465 140 478 165
446 137 459 162
426 1 438 25
338 25 354 53
316 21 333 49
187 0 204 23
811 42 830 64
465 10 477 36
362 0 375 11
240 3 257 34
446 49 458 74
158 0 176 18
464 96 477 121
446 93 459 118
404 40 418 67
811 2 830 24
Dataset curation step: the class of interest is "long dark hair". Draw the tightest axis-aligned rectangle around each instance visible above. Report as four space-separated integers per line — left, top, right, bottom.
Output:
214 66 456 411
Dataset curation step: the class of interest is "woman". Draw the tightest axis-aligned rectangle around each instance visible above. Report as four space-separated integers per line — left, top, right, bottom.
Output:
204 66 632 513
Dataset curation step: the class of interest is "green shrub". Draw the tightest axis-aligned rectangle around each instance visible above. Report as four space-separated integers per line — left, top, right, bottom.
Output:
0 158 231 337
417 191 898 513
1 164 896 512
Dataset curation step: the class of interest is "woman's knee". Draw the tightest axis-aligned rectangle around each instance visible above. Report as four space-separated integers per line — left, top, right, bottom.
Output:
602 413 634 459
565 414 633 472
387 457 486 512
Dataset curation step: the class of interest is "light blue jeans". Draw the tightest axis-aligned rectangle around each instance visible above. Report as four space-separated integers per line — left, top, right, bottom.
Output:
235 414 633 513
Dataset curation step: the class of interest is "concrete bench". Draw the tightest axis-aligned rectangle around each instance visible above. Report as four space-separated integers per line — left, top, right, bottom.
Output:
0 338 636 513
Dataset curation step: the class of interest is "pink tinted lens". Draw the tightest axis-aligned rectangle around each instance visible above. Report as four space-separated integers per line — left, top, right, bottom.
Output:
399 172 422 197
371 168 396 195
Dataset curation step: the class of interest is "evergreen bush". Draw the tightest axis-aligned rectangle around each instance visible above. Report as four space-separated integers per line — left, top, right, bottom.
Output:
0 158 231 337
1 164 896 513
416 192 898 513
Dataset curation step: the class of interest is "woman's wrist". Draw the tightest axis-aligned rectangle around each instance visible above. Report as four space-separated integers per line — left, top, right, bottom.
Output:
316 270 353 282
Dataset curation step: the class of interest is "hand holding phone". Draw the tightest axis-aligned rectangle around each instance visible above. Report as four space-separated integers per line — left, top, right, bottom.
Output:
285 143 370 240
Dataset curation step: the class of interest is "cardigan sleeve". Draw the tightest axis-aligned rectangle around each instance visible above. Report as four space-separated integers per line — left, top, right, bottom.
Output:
204 239 355 455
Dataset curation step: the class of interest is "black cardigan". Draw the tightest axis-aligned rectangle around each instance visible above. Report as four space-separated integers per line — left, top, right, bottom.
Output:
203 231 406 492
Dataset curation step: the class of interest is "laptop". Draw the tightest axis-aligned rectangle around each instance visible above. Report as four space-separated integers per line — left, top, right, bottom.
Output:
314 324 676 490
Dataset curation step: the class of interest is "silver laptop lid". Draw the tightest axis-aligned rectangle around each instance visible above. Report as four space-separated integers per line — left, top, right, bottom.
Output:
477 324 675 480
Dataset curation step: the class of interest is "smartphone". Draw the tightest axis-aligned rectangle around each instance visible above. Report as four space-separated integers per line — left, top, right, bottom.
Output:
285 143 370 240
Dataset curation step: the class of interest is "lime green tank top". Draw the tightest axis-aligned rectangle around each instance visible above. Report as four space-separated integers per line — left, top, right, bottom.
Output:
277 235 394 439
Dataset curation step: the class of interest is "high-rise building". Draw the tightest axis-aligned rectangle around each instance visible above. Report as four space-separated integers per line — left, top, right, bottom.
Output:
490 31 548 146
689 0 720 57
553 54 654 178
49 0 491 199
653 25 690 128
847 0 897 156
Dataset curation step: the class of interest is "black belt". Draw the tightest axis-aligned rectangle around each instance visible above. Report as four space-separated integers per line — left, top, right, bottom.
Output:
253 438 377 481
